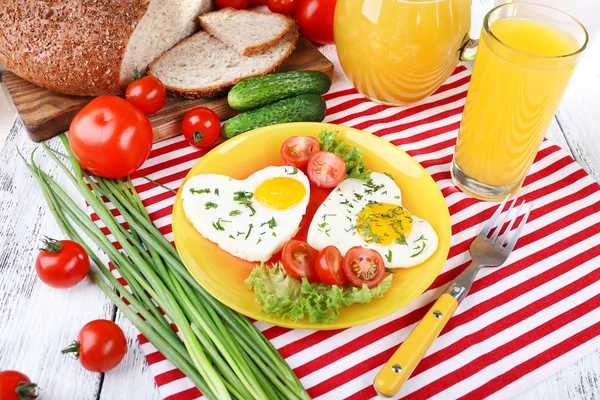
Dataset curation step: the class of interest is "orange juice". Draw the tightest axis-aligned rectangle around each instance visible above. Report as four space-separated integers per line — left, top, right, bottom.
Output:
453 18 582 190
334 0 471 105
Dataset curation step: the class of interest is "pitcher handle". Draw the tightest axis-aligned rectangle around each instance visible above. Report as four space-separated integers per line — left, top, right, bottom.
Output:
459 36 479 61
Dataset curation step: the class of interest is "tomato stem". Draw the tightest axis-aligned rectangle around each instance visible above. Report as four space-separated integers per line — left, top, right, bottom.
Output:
61 340 81 359
193 131 205 144
15 381 38 400
40 236 63 253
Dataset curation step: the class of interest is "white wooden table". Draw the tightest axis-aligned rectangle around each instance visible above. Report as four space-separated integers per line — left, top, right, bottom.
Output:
1 1 600 399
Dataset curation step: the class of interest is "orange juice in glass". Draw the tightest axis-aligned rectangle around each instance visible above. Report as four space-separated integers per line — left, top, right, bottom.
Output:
451 3 588 200
334 0 472 106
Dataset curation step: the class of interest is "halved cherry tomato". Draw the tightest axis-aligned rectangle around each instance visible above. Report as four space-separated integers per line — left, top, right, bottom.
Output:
281 240 319 282
343 246 385 288
0 370 37 400
182 107 221 149
63 320 127 373
69 95 153 178
281 136 320 170
125 76 167 115
216 0 249 9
295 0 336 45
266 0 296 14
315 246 347 286
307 151 346 188
36 238 90 289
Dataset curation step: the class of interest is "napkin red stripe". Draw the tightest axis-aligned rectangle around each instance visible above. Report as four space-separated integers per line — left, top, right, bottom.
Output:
86 64 600 400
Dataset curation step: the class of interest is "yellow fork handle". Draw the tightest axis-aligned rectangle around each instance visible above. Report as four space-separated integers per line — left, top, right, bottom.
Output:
373 293 459 397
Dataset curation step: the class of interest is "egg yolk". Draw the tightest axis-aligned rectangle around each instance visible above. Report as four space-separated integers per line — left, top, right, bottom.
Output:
356 203 413 245
255 177 306 210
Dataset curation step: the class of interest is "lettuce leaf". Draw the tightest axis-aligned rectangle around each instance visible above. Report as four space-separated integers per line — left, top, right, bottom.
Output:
246 263 393 323
318 130 372 181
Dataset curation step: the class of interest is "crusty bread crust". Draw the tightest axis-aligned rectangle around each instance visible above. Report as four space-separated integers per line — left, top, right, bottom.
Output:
0 0 149 96
198 7 294 56
148 27 299 99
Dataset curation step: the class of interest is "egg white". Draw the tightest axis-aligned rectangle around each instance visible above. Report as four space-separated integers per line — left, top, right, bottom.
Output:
182 166 310 262
306 172 438 268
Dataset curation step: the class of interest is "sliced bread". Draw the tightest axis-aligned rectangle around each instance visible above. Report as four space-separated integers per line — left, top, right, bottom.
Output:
148 27 299 98
199 7 294 56
0 0 214 96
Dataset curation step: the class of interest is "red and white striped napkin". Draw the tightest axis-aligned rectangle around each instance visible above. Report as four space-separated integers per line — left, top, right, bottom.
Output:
105 49 600 399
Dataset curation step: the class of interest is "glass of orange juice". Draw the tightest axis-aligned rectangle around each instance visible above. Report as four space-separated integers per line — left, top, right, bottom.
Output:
451 3 588 201
334 0 473 106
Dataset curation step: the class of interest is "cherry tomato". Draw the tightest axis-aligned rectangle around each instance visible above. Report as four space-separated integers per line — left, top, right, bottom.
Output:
36 238 90 289
281 240 319 282
216 0 249 9
69 95 153 179
315 246 347 286
266 0 296 14
0 370 37 400
182 107 221 149
295 0 336 44
125 76 167 115
248 0 266 4
307 151 346 188
63 320 127 373
342 246 385 288
281 136 320 170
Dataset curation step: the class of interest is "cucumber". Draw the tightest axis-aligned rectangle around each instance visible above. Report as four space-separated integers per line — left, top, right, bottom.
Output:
228 70 331 111
221 93 326 138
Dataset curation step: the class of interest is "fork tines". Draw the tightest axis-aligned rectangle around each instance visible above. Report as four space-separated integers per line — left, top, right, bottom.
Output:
482 196 533 251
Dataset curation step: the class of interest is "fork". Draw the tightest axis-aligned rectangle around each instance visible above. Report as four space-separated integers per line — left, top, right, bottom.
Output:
373 196 533 397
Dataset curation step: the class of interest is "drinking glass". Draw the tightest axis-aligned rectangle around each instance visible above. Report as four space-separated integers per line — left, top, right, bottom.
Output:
334 0 472 106
451 3 588 201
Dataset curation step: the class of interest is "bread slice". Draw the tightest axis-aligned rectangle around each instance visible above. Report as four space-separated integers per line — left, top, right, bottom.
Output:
199 7 293 56
148 27 299 98
0 0 214 96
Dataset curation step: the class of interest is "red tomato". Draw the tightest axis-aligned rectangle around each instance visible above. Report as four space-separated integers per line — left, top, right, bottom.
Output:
63 320 127 373
0 370 37 400
69 95 153 179
36 238 90 289
342 246 385 288
295 0 336 44
248 0 266 4
182 107 221 149
281 136 320 170
266 0 296 14
307 151 346 188
125 76 167 115
216 0 249 8
315 246 347 286
281 240 319 282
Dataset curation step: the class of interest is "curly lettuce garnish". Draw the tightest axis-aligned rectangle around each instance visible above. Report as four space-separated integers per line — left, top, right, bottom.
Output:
318 130 372 181
246 263 393 323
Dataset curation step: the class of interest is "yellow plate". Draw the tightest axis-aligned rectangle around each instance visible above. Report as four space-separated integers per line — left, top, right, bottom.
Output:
172 122 451 330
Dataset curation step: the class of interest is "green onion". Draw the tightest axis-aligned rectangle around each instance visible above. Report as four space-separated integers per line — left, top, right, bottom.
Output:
21 135 310 400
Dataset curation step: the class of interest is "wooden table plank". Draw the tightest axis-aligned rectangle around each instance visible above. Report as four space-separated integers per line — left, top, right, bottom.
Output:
0 119 110 399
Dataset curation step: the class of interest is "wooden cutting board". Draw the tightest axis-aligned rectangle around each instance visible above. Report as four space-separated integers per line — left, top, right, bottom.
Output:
3 38 333 143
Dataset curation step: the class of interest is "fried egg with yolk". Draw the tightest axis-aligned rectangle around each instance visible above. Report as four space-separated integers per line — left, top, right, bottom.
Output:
182 166 310 262
307 172 438 268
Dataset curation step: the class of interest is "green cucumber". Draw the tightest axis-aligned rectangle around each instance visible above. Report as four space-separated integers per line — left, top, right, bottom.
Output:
221 93 326 138
228 70 331 111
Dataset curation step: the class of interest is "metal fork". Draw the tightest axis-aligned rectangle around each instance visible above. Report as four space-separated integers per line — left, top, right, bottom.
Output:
373 197 533 397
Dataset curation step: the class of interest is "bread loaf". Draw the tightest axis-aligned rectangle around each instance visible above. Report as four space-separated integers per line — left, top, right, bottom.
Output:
0 0 214 96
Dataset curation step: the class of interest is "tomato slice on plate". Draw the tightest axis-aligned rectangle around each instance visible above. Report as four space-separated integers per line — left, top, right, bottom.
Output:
343 246 385 288
281 136 320 170
281 240 319 282
315 246 347 286
307 151 346 188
